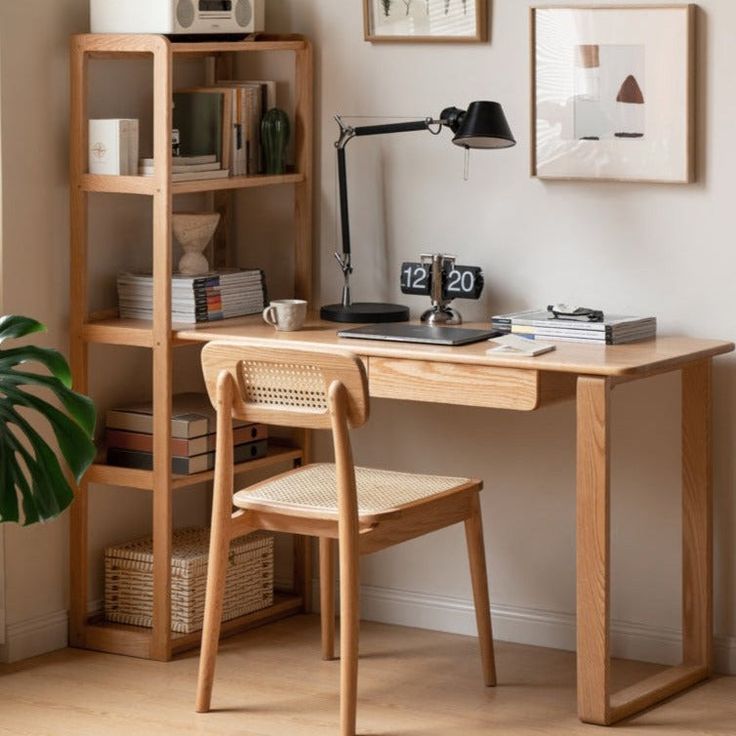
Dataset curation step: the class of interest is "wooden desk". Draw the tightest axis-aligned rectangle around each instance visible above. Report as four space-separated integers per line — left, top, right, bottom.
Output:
179 317 734 726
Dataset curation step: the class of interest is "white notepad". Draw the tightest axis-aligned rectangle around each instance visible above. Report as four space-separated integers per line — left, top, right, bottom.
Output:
487 333 556 357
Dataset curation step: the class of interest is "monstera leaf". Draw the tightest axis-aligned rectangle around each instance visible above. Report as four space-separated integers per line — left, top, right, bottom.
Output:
0 316 96 525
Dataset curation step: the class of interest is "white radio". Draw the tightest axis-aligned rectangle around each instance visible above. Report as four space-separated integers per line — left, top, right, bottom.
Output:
90 0 264 35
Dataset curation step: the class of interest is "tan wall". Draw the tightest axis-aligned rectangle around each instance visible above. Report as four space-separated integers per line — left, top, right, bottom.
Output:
0 0 89 656
266 0 736 670
0 0 733 671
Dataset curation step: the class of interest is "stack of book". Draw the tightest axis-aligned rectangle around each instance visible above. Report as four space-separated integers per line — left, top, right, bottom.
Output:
117 269 267 324
106 393 268 475
171 81 278 179
491 309 657 345
138 154 230 183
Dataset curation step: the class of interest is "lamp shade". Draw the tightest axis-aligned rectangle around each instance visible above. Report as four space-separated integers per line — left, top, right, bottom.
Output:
452 101 516 149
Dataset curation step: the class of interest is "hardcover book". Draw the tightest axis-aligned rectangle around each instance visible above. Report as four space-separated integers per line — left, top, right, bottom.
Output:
108 439 269 475
172 91 225 162
106 423 268 457
106 393 249 439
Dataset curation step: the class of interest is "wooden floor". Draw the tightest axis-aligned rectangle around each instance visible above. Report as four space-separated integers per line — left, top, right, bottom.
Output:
0 615 733 735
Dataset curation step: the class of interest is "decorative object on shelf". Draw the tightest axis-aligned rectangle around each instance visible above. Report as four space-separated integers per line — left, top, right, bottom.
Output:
321 101 514 324
89 119 139 175
364 0 487 43
105 528 274 634
261 108 291 175
0 315 96 525
262 299 307 332
173 212 220 275
400 254 484 325
531 5 695 183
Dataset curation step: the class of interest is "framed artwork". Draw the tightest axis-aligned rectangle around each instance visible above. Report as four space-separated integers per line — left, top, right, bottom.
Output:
531 5 695 183
363 0 487 43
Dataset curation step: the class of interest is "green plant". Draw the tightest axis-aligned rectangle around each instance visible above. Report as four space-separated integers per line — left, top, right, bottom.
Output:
0 316 96 525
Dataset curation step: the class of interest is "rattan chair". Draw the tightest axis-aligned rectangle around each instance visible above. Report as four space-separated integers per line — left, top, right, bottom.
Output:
195 341 496 736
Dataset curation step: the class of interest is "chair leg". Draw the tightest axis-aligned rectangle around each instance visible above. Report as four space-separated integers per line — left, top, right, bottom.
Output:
339 536 360 736
196 509 233 712
320 537 336 661
464 492 497 687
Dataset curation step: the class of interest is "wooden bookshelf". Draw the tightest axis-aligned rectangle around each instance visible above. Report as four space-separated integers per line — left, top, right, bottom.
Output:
69 34 314 661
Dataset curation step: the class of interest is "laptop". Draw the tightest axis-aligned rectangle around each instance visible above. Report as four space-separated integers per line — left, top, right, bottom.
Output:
337 324 502 346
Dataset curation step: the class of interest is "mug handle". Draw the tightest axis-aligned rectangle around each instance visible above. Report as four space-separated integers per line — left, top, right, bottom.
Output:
262 306 278 327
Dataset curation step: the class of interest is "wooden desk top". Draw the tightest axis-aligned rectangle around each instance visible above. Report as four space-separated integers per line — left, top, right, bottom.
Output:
177 316 734 378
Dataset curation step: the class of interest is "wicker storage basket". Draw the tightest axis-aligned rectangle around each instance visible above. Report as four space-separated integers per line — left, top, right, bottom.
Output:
105 527 274 634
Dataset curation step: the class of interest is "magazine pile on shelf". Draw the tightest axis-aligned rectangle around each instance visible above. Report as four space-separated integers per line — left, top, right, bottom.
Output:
117 269 267 324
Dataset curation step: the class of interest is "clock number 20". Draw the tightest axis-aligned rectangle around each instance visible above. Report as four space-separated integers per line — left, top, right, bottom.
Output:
446 268 476 295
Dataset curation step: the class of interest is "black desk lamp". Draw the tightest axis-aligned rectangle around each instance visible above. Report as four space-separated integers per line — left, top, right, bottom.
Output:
320 101 516 324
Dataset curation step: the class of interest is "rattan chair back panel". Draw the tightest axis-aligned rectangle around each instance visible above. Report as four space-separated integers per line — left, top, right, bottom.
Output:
201 342 369 429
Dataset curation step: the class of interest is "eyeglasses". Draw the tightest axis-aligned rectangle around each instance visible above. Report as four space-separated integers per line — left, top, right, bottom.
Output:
547 304 604 322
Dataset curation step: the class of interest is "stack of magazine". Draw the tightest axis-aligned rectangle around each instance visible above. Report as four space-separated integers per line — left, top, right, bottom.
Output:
491 309 657 345
117 269 267 324
138 154 230 183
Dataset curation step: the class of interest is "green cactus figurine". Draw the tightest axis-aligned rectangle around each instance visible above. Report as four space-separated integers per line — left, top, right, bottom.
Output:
261 108 290 175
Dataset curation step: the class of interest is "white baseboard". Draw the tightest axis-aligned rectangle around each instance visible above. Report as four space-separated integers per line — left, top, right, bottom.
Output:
1 585 734 675
356 583 736 676
0 609 68 664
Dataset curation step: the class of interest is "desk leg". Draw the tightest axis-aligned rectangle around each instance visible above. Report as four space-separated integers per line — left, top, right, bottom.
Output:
576 376 611 725
682 360 713 670
576 366 713 726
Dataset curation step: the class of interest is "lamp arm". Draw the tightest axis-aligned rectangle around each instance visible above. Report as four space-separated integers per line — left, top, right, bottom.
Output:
332 111 461 308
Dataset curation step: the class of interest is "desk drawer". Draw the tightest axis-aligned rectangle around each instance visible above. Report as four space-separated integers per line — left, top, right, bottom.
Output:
368 358 541 411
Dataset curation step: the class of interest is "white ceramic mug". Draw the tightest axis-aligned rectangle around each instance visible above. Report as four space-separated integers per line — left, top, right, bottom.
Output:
262 299 308 332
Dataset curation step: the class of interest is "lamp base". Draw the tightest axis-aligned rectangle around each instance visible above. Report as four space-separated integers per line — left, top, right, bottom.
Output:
320 302 410 324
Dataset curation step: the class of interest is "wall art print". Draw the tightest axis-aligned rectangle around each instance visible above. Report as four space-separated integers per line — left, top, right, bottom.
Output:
531 5 695 183
364 0 487 43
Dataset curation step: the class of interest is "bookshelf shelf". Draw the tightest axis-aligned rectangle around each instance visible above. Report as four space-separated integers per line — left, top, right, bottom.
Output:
80 171 305 196
80 174 157 195
172 171 304 194
87 445 302 491
70 33 314 661
82 314 271 348
78 34 308 60
83 592 303 659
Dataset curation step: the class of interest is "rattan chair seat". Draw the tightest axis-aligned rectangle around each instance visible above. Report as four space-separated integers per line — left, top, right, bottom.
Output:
233 463 476 517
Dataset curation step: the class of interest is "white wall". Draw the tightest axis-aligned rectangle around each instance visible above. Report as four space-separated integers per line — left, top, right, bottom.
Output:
267 0 736 672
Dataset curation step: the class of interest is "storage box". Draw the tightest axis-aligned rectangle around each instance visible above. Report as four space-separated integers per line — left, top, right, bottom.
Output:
105 527 274 634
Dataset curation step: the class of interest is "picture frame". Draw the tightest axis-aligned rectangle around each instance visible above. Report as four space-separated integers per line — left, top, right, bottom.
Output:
363 0 488 43
530 4 695 183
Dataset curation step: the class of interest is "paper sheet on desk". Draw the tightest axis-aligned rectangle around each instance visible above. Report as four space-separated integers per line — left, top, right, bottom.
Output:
487 334 556 357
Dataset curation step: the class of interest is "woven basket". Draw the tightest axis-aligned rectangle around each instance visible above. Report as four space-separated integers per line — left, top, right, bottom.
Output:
105 527 274 634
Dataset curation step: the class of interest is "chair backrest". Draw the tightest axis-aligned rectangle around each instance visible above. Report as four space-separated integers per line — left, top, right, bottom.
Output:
200 341 370 430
